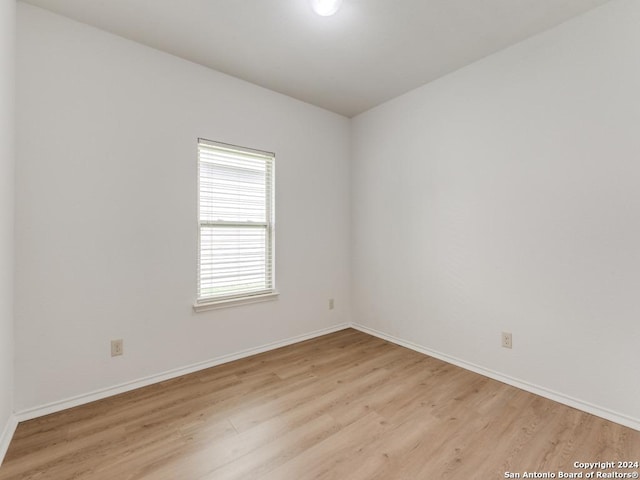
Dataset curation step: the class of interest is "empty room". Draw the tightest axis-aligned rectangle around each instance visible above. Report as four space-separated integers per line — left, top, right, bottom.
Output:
1 0 639 478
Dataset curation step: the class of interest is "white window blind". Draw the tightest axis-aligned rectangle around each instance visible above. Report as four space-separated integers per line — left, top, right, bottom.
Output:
197 139 275 304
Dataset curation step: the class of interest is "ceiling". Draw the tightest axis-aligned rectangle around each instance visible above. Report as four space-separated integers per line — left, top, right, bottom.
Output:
22 0 612 117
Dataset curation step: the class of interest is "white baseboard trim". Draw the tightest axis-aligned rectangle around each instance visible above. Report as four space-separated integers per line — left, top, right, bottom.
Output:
15 323 350 423
13 321 639 434
351 322 640 432
0 414 18 467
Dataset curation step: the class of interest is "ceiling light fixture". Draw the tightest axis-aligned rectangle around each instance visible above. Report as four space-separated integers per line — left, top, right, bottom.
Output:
310 0 343 16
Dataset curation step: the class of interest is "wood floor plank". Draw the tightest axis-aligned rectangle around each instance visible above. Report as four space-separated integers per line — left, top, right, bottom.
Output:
1 329 639 480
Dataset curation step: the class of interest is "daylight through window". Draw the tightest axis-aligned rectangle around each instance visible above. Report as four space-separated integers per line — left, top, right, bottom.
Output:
197 139 275 305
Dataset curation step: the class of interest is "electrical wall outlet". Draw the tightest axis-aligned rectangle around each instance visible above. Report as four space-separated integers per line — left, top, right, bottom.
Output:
111 339 123 357
501 332 512 349
329 298 335 310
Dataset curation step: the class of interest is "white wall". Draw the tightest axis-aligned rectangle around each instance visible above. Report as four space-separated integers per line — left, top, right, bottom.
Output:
0 0 16 460
14 0 640 430
15 3 351 412
352 0 640 427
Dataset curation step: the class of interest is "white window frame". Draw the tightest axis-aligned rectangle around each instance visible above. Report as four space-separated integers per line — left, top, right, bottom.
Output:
194 139 277 311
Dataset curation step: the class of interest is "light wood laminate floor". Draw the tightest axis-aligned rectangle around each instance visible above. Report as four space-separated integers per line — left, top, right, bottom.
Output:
1 329 639 479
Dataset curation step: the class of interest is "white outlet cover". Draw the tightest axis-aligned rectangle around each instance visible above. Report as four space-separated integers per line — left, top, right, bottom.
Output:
111 339 123 356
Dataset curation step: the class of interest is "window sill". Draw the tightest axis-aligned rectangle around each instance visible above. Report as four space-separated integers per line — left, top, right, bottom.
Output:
193 292 280 312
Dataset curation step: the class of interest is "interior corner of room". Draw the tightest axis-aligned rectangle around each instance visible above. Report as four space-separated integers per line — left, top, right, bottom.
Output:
1 0 640 474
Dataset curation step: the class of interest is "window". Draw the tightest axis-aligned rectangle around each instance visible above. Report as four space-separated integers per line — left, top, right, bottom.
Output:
196 139 276 309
